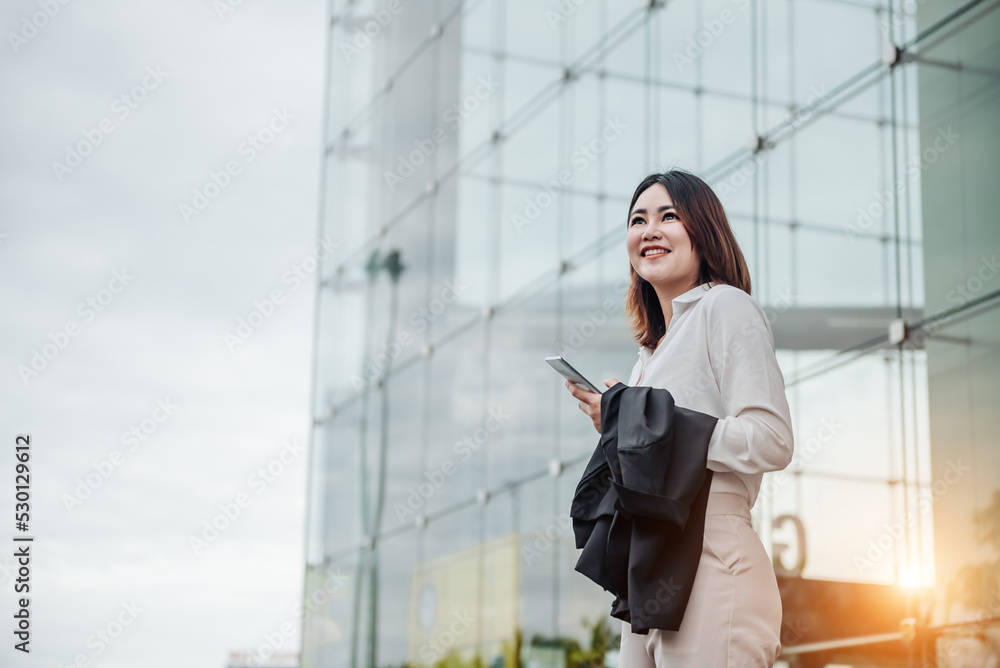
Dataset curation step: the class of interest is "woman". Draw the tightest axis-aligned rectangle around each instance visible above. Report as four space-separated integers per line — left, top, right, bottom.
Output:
564 170 795 667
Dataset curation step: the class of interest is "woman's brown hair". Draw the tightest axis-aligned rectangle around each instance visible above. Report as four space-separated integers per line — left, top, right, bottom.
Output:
625 170 752 349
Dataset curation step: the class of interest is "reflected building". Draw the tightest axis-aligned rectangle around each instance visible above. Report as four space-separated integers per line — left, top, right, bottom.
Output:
301 0 1000 666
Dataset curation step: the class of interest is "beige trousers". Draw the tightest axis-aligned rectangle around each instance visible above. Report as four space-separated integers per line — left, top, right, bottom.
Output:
619 492 782 667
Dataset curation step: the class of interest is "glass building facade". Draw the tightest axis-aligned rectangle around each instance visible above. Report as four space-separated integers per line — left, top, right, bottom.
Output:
301 0 999 665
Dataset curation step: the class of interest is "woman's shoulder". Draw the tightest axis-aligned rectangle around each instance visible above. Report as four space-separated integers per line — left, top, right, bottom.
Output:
703 282 757 308
702 283 776 352
701 283 767 324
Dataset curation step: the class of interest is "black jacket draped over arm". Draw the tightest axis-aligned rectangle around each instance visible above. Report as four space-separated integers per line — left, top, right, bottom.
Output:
569 381 720 634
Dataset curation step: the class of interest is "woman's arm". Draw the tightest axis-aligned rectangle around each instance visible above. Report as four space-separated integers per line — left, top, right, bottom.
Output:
703 287 794 475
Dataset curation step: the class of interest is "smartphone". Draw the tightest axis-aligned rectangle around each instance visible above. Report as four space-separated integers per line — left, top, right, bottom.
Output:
545 356 603 394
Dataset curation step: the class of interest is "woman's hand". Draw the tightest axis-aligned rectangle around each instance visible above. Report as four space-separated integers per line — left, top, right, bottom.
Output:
565 378 620 433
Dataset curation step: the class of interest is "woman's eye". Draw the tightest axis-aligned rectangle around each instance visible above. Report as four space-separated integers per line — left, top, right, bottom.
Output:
630 218 644 226
664 213 676 220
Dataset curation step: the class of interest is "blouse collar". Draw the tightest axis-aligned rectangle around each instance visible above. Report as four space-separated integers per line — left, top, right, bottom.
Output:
637 281 717 357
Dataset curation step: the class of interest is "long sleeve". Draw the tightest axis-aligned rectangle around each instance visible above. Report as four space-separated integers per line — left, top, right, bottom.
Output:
703 288 794 475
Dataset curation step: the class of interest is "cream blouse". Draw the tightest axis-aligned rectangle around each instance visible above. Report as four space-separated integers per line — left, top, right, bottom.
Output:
627 281 795 509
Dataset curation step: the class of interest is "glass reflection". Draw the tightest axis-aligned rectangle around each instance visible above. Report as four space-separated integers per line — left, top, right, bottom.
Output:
307 0 1000 665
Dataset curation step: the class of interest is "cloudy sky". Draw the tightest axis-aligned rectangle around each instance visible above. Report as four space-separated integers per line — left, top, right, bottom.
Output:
1 1 325 665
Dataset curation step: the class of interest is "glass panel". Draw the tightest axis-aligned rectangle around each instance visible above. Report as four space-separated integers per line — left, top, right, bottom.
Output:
381 46 440 204
795 227 885 307
727 212 758 284
763 0 792 109
314 285 364 410
517 476 558 645
307 0 1000 663
602 10 646 82
794 113 884 232
382 359 427 533
385 2 438 75
455 50 501 154
556 249 636 460
563 0 604 64
760 216 795 306
795 354 895 482
501 60 561 128
916 2 1000 641
486 486 517 541
792 0 881 116
460 0 495 55
428 176 482 338
416 504 488 663
557 459 618 650
656 88 698 173
567 71 618 195
301 552 362 668
423 321 487 516
505 0 561 63
330 11 380 122
755 126 794 224
373 529 420 665
498 181 560 302
699 0 754 98
454 174 493 310
564 192 604 261
305 422 327 565
500 101 560 184
602 77 649 199
600 192 633 236
701 93 754 170
609 0 647 25
926 308 1000 593
324 151 373 267
487 287 557 487
800 476 898 583
654 0 697 89
321 401 363 555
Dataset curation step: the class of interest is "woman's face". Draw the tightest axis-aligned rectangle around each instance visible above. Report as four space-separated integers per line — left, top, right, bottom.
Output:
626 183 700 294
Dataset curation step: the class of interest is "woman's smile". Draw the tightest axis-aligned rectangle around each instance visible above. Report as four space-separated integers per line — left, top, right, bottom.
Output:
640 244 672 258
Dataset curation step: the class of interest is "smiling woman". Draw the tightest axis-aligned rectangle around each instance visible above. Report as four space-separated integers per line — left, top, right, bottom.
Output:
564 169 794 667
624 171 752 349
